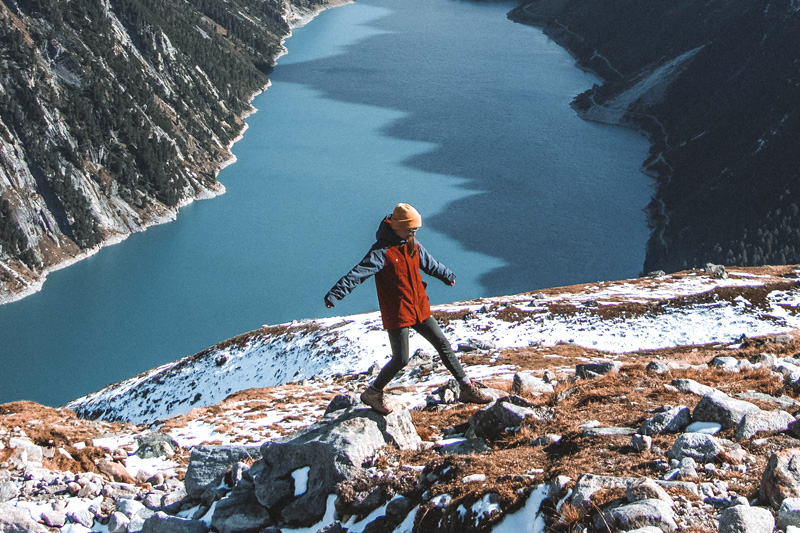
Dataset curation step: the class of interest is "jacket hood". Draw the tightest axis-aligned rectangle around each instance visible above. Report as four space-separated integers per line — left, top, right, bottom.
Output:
376 216 403 246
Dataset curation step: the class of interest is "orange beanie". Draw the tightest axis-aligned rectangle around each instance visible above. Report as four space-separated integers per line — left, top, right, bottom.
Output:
389 203 422 230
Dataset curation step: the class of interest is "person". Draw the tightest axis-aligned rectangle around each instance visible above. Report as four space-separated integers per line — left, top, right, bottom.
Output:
324 203 492 415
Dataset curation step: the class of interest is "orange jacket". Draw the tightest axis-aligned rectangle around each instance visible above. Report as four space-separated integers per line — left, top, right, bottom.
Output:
325 217 455 329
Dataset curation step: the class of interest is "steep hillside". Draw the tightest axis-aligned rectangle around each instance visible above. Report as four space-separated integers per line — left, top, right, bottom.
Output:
510 0 800 274
0 0 335 303
2 265 800 531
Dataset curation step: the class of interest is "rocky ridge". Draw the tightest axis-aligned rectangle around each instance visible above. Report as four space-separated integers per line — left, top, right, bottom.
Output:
2 265 800 531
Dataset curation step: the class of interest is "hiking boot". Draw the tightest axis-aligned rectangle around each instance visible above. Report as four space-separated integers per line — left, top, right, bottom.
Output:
458 382 492 404
360 386 393 416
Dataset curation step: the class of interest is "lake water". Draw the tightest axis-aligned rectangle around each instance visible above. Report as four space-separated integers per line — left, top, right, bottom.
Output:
0 0 651 406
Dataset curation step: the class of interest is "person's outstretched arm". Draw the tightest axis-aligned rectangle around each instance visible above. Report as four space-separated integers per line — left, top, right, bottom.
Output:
417 244 456 285
324 245 387 307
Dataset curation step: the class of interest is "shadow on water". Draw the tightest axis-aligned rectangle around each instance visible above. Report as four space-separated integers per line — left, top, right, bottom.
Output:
274 0 652 295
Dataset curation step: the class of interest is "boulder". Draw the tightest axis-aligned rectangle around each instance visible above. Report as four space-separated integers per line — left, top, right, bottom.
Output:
251 405 420 527
762 448 800 509
735 409 795 440
0 503 49 532
184 446 261 499
640 406 691 435
718 505 774 533
469 396 552 440
108 512 131 533
40 510 67 528
511 373 554 395
0 481 19 503
646 361 670 374
141 512 210 533
671 379 719 397
134 433 181 459
596 499 677 532
631 434 652 452
779 498 800 530
670 433 724 462
691 393 760 429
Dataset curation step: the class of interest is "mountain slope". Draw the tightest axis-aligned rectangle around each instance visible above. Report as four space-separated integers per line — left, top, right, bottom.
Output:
0 0 334 303
67 265 800 424
510 0 800 273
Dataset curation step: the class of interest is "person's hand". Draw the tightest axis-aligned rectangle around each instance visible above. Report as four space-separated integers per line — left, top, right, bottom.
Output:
325 297 334 308
448 279 455 286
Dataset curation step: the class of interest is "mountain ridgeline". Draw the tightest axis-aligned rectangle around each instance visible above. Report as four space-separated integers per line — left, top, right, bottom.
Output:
511 0 800 274
0 0 327 302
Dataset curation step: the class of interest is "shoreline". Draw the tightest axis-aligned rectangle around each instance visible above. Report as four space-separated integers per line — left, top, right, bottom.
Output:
0 0 351 308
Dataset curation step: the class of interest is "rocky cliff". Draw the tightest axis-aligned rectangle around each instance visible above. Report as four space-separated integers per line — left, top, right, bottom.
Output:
0 0 333 303
510 0 800 275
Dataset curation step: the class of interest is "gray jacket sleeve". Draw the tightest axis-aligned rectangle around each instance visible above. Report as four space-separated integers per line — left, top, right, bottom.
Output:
325 246 387 304
418 243 456 284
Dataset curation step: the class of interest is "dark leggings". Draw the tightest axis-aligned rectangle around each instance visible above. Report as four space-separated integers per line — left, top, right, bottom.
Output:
372 316 466 390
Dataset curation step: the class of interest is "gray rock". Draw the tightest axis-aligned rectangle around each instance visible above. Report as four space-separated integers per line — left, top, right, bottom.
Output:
117 497 147 518
210 481 273 533
597 498 677 532
779 497 800 529
68 508 95 528
776 334 794 344
761 448 800 509
718 505 774 533
324 393 360 415
469 396 552 440
626 478 673 505
184 446 261 499
108 511 131 533
511 373 554 395
8 438 44 464
735 409 795 440
576 361 622 379
141 511 210 533
531 434 562 447
692 393 761 429
0 503 50 532
670 433 724 462
640 406 691 435
134 432 181 459
671 379 719 397
252 405 420 527
0 481 19 503
41 510 67 528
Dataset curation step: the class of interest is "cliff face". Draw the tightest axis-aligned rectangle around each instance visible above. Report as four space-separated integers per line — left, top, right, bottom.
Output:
0 0 328 302
511 0 800 274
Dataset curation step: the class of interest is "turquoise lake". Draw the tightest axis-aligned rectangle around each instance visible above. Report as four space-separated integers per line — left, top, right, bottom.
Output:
0 0 652 406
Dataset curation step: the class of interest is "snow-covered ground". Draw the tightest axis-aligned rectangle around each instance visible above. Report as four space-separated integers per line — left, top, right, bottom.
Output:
67 266 800 425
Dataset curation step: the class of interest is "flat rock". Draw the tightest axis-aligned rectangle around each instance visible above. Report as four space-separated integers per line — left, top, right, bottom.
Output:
576 361 622 379
671 379 720 397
583 426 638 437
134 432 181 459
141 511 210 533
469 396 552 440
511 372 554 395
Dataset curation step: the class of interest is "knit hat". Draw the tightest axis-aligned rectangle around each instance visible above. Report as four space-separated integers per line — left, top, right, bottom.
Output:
389 203 422 231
